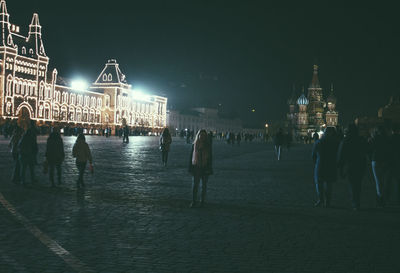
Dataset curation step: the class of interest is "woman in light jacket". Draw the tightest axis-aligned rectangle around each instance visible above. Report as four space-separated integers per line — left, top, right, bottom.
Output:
72 133 92 188
188 129 213 208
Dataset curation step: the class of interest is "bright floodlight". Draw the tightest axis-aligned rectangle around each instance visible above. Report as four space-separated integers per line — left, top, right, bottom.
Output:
71 79 88 91
131 89 151 101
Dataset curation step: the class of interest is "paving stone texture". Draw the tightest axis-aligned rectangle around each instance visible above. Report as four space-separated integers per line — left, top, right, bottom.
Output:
0 136 399 273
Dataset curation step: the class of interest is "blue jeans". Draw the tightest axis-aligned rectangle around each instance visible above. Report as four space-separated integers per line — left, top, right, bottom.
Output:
371 161 388 198
192 175 208 203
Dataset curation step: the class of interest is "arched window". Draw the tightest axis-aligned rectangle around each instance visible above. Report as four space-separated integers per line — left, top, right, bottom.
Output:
102 74 107 81
7 34 12 46
29 48 34 55
22 47 26 55
108 73 112 81
105 95 110 107
6 75 12 96
39 105 44 117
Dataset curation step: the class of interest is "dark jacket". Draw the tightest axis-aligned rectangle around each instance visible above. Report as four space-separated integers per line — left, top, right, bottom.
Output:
188 144 213 176
18 129 38 162
368 134 391 163
390 133 400 169
312 134 340 182
337 135 368 180
72 140 92 164
274 132 284 146
45 132 65 165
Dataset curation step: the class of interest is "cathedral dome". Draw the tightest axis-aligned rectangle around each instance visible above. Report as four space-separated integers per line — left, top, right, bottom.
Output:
297 93 309 105
327 93 337 104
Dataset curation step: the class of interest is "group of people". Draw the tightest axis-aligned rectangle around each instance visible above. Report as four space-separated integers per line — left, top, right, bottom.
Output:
9 122 93 189
312 124 400 210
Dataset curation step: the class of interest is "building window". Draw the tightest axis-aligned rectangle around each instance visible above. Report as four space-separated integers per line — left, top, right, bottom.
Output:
108 73 112 81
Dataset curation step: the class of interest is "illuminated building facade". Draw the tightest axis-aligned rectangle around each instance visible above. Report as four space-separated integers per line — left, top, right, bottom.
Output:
286 65 339 136
0 0 167 132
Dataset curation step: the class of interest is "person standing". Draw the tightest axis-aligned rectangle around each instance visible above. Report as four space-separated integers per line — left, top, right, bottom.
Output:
188 129 213 208
337 124 368 210
368 126 391 207
387 125 400 205
123 125 129 143
45 128 65 187
312 127 340 208
159 128 172 166
18 126 38 186
236 133 242 146
9 126 24 184
274 128 285 160
72 133 93 189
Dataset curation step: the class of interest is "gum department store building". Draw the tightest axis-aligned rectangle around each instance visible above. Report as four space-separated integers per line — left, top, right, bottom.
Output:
0 0 167 133
286 65 339 137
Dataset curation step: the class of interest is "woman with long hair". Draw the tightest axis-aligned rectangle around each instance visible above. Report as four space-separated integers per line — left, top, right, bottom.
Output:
159 128 172 166
188 129 213 208
72 133 93 188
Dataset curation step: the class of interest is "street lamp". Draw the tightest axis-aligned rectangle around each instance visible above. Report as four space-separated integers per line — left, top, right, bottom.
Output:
71 79 88 91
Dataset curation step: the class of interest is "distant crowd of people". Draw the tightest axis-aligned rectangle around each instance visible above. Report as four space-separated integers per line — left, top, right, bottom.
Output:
3 118 400 210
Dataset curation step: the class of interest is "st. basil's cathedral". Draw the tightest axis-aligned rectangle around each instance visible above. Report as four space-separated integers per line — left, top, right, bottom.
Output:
286 65 339 137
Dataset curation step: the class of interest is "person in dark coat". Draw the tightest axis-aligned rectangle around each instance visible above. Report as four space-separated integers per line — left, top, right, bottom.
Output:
18 127 38 185
9 126 24 184
337 124 368 210
72 133 93 188
368 125 391 207
188 129 213 208
236 133 241 146
274 128 285 160
123 125 129 143
159 128 172 166
387 124 400 204
312 127 340 207
45 128 65 187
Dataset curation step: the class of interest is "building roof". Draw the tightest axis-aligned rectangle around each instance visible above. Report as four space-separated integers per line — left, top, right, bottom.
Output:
309 64 321 89
326 84 337 104
297 93 309 105
93 59 128 85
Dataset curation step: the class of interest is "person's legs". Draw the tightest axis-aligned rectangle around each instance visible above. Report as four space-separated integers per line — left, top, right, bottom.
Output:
372 161 385 206
200 175 208 205
49 163 55 186
164 151 169 165
20 158 27 185
28 161 36 184
56 164 62 185
314 169 323 206
191 175 200 207
349 177 362 209
12 157 20 183
76 162 86 187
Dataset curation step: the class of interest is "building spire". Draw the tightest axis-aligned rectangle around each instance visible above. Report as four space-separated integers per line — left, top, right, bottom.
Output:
309 64 321 89
28 13 46 56
0 0 11 46
29 13 41 35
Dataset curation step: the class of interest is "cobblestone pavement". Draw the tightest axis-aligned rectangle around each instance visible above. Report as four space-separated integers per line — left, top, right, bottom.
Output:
0 136 399 273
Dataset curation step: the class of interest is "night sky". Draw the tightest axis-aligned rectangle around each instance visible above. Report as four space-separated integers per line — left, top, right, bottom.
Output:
10 1 400 127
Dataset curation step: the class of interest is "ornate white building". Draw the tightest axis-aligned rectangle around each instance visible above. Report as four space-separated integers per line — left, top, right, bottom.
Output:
0 0 167 132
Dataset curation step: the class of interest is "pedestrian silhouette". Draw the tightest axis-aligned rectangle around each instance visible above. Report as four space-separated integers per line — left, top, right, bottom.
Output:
337 124 368 210
45 128 65 187
312 127 340 208
188 129 213 208
72 133 93 189
160 128 172 166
